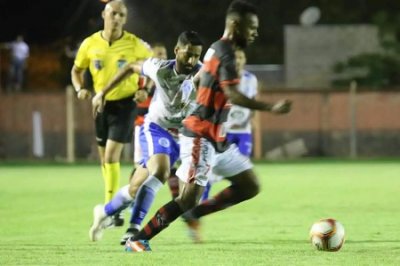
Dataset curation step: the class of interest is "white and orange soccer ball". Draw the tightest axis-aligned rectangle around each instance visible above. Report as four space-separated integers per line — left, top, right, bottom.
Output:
309 218 345 251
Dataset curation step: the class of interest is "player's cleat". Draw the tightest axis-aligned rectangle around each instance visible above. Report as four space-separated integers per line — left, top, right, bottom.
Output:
113 212 125 227
125 238 151 252
181 213 202 243
89 204 112 242
120 227 139 245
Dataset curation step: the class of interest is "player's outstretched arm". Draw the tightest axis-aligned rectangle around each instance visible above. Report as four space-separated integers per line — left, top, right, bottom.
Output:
225 85 292 114
92 62 143 115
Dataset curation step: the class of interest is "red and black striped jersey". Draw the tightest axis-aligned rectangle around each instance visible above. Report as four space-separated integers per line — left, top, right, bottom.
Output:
183 39 240 152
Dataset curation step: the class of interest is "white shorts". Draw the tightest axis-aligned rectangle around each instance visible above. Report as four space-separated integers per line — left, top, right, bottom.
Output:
133 125 142 164
176 135 253 186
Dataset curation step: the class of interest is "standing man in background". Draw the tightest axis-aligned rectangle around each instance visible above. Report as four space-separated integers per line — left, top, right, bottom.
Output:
1 35 29 92
71 0 152 226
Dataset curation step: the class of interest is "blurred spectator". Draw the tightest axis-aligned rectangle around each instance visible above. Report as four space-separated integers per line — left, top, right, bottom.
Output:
1 35 29 92
60 36 79 87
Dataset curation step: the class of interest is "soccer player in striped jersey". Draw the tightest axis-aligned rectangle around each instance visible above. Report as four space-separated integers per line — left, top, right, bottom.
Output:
201 48 257 202
88 31 203 242
71 0 152 226
125 0 292 252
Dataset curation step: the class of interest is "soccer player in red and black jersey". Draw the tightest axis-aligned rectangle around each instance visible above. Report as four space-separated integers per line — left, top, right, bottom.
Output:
125 0 292 252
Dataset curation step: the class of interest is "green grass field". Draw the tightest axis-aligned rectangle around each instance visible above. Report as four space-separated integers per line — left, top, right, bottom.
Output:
1 161 400 265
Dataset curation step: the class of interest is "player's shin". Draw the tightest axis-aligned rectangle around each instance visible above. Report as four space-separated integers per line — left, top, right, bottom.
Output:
190 184 255 219
104 185 134 216
129 175 163 227
104 162 121 202
167 168 180 199
133 200 183 240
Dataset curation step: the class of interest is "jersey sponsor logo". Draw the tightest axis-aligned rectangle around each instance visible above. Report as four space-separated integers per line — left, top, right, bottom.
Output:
93 59 103 70
203 48 215 61
158 137 170 148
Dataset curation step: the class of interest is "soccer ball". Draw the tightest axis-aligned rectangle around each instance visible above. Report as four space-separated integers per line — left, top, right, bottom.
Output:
309 218 345 251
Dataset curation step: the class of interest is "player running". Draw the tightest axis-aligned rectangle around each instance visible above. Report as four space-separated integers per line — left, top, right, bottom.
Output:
88 31 204 242
125 0 292 252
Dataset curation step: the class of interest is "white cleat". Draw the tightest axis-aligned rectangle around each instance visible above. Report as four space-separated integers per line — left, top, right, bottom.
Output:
89 204 112 242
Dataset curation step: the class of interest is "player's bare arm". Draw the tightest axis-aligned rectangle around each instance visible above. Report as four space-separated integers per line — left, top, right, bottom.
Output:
191 70 203 89
225 84 292 114
92 62 144 115
71 65 92 100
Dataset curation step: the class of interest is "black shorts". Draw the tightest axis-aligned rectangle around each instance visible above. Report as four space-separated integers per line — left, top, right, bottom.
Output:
95 96 137 147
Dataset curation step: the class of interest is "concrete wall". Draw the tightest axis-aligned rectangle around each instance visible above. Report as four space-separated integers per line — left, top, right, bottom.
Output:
285 25 381 88
1 90 400 159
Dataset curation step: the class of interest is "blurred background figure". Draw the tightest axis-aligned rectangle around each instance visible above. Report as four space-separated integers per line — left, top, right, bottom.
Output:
60 36 80 87
1 35 30 92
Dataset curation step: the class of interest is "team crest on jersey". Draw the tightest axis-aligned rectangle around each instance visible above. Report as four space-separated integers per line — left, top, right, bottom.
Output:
93 60 103 70
158 137 170 148
117 59 127 69
230 110 245 120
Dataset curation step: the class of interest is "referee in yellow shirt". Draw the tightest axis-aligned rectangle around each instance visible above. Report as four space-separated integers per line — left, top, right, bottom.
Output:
71 0 152 226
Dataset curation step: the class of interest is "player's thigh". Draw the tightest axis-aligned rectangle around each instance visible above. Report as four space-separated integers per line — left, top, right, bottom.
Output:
176 136 214 187
140 122 179 168
226 168 260 190
128 165 149 196
133 125 143 164
146 153 171 180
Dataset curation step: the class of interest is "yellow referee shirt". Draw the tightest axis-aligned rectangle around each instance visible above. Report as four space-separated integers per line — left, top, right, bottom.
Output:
74 31 152 101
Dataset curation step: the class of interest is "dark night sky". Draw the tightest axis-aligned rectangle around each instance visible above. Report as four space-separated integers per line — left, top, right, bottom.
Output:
0 0 104 43
2 0 400 64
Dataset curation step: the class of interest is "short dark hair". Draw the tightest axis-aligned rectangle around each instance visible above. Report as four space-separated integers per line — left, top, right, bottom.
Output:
177 31 203 47
151 42 166 49
226 0 257 17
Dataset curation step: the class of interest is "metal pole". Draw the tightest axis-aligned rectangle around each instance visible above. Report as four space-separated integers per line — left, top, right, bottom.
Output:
66 85 75 163
349 81 357 158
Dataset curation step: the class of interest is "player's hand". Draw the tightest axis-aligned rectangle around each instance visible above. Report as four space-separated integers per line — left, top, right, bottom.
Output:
92 92 105 118
134 89 148 103
271 99 292 114
77 89 92 100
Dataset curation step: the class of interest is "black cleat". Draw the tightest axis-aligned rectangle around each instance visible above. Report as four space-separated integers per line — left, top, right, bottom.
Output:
120 228 139 245
113 212 125 227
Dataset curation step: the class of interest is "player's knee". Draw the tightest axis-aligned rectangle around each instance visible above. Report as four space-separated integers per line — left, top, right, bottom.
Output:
240 179 260 200
128 184 139 197
175 196 197 212
247 181 260 199
151 166 170 182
